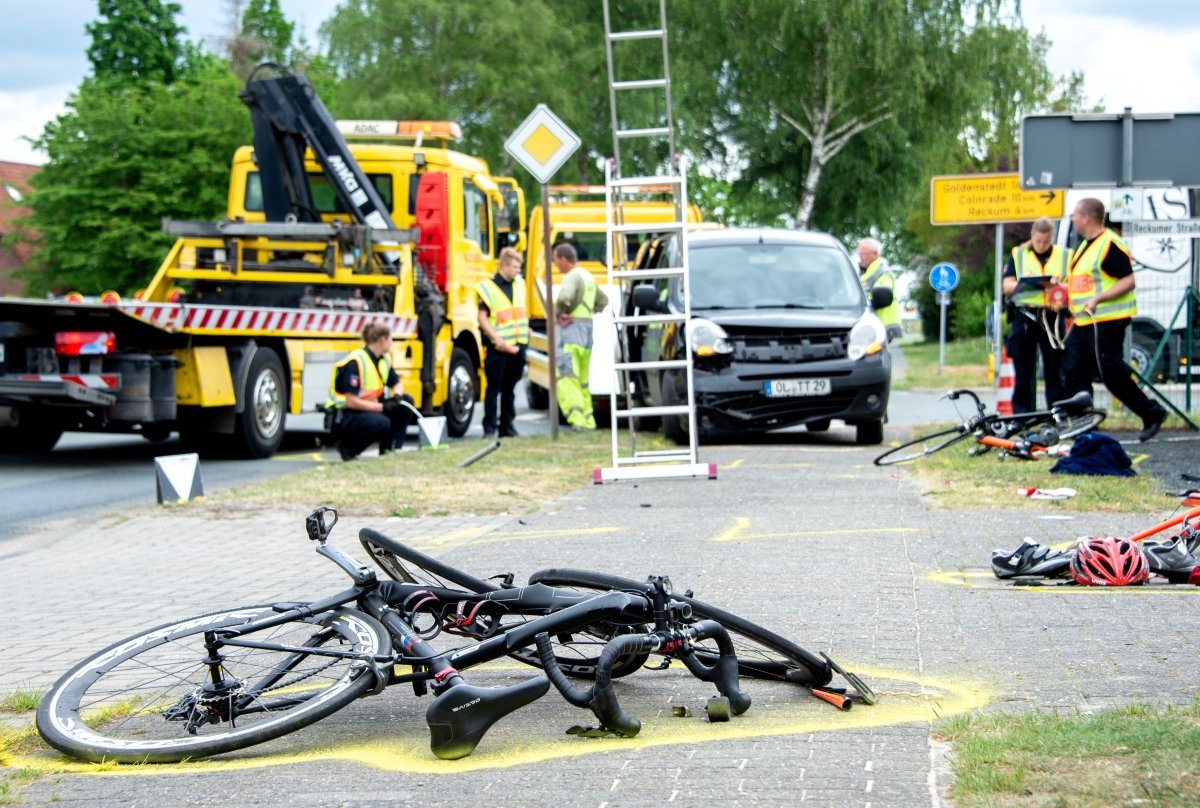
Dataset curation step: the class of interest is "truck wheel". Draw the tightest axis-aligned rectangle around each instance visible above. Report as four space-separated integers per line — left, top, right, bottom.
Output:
525 378 549 410
0 423 62 453
1130 335 1168 383
443 347 476 438
233 348 286 458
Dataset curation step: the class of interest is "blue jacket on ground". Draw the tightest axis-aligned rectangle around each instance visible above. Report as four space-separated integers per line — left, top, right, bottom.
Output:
1050 432 1136 477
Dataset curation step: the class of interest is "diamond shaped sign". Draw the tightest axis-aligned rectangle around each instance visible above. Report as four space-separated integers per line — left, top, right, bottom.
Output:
505 104 581 184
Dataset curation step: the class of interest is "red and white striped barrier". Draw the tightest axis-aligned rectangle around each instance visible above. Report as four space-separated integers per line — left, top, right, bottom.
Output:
997 347 1015 416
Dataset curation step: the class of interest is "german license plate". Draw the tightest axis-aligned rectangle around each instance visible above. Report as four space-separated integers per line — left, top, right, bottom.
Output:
763 378 830 397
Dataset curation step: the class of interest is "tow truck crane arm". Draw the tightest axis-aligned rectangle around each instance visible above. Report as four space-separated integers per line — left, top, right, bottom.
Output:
239 64 441 404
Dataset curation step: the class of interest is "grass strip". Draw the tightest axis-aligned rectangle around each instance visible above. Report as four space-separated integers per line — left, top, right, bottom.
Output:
879 422 1171 512
940 701 1200 807
220 428 670 517
891 337 991 391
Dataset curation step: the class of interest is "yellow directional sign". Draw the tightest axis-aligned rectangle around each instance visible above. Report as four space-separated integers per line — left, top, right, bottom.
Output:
930 172 1064 226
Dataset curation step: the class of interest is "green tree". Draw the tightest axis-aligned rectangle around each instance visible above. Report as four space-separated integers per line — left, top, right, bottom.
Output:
15 59 249 295
672 0 1007 230
86 0 189 84
225 0 297 78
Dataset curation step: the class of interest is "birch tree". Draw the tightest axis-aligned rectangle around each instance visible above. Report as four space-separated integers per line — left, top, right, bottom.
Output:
678 0 1001 230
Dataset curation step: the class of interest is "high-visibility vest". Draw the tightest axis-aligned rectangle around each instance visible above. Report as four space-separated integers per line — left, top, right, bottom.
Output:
1010 244 1069 308
476 276 529 344
567 269 598 320
860 258 900 330
325 348 388 409
1067 229 1137 325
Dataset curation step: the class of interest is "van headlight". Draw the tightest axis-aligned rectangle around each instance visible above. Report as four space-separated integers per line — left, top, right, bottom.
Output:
688 318 734 357
848 313 886 360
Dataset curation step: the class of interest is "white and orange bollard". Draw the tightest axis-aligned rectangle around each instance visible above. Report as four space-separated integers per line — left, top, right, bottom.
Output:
996 347 1015 415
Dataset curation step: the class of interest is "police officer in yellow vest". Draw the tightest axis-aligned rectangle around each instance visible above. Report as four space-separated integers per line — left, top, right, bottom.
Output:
1000 216 1068 413
325 322 415 460
856 238 903 342
1062 198 1167 442
475 247 529 438
552 243 609 431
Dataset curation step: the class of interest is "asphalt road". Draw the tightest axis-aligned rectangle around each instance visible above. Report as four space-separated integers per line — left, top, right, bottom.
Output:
2 367 1195 543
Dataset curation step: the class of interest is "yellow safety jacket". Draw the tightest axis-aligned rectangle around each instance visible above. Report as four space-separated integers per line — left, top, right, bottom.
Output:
1010 244 1068 308
476 276 529 344
1067 229 1137 325
860 258 900 331
568 269 598 319
325 348 388 409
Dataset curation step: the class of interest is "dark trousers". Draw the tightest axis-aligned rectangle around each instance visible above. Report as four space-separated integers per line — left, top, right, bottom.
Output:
1006 311 1065 413
1061 318 1157 421
482 344 526 434
336 395 414 459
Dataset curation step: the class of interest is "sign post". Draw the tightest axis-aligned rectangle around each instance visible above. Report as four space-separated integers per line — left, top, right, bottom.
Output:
505 104 581 440
929 263 960 373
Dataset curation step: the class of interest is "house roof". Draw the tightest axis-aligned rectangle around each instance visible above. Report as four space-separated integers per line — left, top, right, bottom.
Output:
0 161 38 262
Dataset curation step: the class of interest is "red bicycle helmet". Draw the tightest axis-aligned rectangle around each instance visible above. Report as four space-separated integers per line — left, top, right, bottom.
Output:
1069 536 1149 586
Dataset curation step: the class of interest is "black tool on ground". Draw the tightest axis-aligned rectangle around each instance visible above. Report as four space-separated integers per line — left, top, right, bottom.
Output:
820 652 877 705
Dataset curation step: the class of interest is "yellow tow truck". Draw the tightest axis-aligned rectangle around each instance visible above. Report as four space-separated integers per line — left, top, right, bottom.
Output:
0 67 523 456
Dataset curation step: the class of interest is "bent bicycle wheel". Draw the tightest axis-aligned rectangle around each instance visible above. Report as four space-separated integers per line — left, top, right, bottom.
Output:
873 425 973 466
527 569 832 687
37 605 388 763
359 527 501 593
359 529 647 679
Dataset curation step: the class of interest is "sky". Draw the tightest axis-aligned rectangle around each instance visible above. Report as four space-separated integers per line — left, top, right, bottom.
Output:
2 1 1200 166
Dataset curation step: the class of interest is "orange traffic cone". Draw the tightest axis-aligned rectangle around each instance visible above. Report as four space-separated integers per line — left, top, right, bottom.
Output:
997 347 1015 416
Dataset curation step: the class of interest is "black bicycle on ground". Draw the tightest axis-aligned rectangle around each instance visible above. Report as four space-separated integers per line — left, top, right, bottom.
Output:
873 389 1105 466
37 509 871 765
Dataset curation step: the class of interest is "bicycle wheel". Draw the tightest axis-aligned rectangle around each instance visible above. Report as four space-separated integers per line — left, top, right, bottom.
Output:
528 569 832 687
872 425 974 466
359 529 647 679
1056 409 1105 440
37 605 388 764
360 528 500 593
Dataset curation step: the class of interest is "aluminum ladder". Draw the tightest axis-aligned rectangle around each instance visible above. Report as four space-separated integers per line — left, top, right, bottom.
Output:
596 0 713 483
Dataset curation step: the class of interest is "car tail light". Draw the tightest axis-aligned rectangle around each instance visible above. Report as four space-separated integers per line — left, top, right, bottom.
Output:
55 331 116 356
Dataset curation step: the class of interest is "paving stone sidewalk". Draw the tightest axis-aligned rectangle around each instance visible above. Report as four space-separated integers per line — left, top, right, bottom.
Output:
3 438 1198 807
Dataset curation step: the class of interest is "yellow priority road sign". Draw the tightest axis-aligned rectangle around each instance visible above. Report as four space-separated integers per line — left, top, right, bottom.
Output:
930 172 1064 226
505 104 581 185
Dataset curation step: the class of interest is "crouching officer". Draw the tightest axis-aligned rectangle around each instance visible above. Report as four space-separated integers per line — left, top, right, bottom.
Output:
325 322 414 461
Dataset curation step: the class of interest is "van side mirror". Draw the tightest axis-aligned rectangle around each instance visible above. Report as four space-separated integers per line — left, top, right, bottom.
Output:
632 284 665 313
870 287 894 310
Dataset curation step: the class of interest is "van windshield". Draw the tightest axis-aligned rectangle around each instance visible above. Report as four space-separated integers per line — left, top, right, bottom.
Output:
688 244 862 310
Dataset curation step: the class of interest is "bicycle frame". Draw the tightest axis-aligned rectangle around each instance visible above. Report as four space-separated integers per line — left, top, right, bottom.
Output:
201 509 749 760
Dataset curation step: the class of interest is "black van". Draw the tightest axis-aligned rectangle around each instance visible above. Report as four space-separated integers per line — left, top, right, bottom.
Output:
628 228 891 445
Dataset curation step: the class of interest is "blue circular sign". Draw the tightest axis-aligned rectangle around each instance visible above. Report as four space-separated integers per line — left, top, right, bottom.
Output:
929 262 960 292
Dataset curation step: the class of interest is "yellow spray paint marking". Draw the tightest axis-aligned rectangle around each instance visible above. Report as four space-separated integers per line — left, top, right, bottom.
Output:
711 517 919 543
272 451 327 462
926 569 1200 594
13 666 990 776
713 517 751 542
725 458 745 469
1130 452 1150 467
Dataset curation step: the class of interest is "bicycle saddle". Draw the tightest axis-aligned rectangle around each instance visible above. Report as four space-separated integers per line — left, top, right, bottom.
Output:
1049 391 1092 414
991 539 1071 579
426 675 550 760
